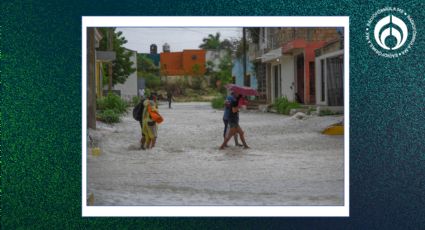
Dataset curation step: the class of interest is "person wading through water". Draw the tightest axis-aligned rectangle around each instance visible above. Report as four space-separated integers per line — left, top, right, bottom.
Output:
220 94 250 150
138 95 146 150
223 92 243 147
142 95 158 149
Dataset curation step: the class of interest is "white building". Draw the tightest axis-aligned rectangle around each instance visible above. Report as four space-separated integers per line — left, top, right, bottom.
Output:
113 49 138 101
205 49 229 71
258 28 342 105
315 39 344 106
259 28 294 104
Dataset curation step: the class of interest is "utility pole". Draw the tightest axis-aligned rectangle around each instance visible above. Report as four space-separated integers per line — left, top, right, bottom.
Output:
243 27 247 86
87 28 96 129
108 28 113 92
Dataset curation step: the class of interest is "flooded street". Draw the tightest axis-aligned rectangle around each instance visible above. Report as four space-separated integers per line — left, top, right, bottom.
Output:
87 102 344 206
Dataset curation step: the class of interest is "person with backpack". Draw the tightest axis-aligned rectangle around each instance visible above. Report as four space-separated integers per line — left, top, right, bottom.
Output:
133 95 146 149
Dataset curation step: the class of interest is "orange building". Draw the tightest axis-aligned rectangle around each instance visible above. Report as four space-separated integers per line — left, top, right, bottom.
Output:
160 49 206 76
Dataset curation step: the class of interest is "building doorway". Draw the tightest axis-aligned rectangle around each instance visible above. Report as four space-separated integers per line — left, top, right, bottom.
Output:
267 63 272 104
296 54 305 103
244 74 251 87
274 65 280 100
309 62 316 104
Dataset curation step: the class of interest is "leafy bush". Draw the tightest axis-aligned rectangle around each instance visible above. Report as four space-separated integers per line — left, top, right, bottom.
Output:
273 97 301 115
97 109 120 123
191 76 203 90
144 88 151 97
308 107 317 114
211 95 225 109
143 73 161 89
96 92 127 114
96 97 107 111
132 95 141 106
319 109 335 116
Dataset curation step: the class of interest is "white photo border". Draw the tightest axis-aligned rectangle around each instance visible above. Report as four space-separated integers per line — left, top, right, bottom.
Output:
82 16 350 217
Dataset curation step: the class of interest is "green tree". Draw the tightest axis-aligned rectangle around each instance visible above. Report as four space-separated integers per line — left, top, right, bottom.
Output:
137 54 158 74
199 32 235 52
191 64 203 90
217 54 233 85
232 38 248 59
137 54 161 90
141 72 161 89
99 28 136 86
199 32 222 49
219 38 234 51
205 60 215 75
247 27 260 44
192 63 201 76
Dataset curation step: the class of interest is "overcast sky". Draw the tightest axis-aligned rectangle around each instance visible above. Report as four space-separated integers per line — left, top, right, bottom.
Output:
116 27 242 53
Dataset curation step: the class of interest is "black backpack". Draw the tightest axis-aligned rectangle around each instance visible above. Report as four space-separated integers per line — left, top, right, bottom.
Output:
133 101 144 121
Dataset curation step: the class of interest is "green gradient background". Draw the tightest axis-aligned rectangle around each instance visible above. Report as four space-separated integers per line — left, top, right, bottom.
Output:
2 0 424 228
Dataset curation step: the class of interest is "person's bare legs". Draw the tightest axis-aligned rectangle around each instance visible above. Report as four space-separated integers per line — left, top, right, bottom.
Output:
234 134 243 146
140 136 146 150
145 139 150 149
224 125 239 147
223 120 230 147
220 128 237 149
236 126 249 148
151 137 157 148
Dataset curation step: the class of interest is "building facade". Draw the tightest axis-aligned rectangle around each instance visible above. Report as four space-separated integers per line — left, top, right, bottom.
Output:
252 27 341 105
232 58 258 90
160 49 206 78
314 31 344 106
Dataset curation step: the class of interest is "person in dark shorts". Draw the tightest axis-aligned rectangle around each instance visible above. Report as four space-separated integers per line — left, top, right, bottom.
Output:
223 93 242 147
220 95 249 150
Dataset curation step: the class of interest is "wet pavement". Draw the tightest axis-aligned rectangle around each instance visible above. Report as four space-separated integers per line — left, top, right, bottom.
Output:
87 102 344 206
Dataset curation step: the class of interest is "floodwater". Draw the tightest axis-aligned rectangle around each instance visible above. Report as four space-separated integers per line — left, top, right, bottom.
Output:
87 102 344 206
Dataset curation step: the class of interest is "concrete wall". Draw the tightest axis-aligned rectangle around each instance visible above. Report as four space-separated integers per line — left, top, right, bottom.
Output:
250 74 258 90
160 52 183 75
280 55 295 102
232 58 257 89
160 50 206 76
182 50 206 75
205 50 228 71
114 50 138 101
259 28 267 53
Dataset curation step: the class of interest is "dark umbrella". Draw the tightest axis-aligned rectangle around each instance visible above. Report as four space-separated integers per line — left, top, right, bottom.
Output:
225 84 259 96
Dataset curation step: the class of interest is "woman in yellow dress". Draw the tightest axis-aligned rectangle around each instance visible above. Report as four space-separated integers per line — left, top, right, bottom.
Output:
142 96 158 149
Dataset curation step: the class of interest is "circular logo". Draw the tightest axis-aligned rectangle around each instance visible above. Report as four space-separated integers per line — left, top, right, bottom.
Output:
366 7 416 58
